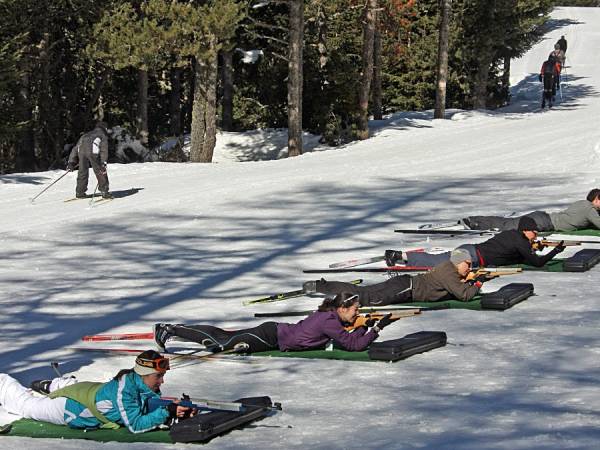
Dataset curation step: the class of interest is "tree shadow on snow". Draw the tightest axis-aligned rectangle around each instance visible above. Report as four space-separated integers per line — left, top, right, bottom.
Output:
539 17 584 35
0 173 581 384
502 74 598 114
0 173 55 185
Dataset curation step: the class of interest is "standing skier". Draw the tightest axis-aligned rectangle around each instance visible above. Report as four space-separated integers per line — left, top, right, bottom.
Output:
556 35 567 53
539 56 560 109
68 122 112 199
549 44 565 90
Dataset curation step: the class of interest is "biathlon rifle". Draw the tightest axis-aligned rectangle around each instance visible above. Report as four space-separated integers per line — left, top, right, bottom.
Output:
532 239 580 251
147 394 282 414
465 267 522 282
344 310 421 331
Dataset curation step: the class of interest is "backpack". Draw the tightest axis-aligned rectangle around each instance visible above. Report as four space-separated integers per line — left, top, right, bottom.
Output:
543 61 555 78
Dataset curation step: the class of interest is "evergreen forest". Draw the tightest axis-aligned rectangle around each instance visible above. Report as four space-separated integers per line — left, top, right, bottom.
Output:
1 0 577 174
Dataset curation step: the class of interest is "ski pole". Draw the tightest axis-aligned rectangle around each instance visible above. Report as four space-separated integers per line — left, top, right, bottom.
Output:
89 183 99 206
50 361 63 377
30 170 71 203
559 82 563 100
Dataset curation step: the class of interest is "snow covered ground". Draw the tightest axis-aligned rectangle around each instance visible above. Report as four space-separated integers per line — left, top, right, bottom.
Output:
2 6 600 449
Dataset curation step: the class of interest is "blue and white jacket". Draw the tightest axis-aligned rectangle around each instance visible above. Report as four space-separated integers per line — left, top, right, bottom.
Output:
64 371 169 433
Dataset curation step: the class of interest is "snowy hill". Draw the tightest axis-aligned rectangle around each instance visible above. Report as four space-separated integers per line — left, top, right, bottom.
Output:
1 7 600 449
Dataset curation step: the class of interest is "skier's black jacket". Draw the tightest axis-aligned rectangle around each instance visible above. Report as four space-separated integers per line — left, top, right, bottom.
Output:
475 230 561 267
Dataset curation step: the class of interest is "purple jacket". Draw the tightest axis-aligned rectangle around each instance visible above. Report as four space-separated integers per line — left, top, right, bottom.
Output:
276 311 378 352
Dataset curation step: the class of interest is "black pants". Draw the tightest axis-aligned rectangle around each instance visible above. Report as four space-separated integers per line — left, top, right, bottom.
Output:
316 276 412 306
169 322 279 353
77 151 109 196
542 75 556 106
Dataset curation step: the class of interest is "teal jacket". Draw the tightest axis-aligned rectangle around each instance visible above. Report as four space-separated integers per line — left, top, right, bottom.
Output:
63 371 169 433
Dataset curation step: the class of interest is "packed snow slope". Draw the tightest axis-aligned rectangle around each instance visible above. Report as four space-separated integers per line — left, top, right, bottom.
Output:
1 7 600 450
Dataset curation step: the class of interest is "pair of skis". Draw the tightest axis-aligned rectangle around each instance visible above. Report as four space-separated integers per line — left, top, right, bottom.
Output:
69 342 253 366
326 246 427 269
77 332 248 362
242 278 364 306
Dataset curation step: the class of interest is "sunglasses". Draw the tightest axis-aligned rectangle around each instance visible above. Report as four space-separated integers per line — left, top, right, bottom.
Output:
340 294 359 308
136 355 170 372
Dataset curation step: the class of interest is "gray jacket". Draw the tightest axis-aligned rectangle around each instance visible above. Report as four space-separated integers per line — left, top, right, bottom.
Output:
68 126 109 165
412 260 480 302
549 200 600 231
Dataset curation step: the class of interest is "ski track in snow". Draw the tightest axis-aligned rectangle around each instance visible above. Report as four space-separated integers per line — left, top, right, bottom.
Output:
1 7 600 450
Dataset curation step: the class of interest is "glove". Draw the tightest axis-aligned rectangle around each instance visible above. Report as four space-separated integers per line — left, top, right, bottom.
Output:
166 402 178 419
554 240 566 253
472 274 488 284
538 74 542 82
364 317 378 328
67 162 76 171
373 313 393 333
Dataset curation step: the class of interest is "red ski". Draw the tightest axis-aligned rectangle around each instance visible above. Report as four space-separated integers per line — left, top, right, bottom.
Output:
81 332 154 342
303 265 433 274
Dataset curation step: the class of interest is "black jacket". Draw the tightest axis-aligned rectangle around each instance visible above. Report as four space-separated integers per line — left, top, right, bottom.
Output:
475 230 561 267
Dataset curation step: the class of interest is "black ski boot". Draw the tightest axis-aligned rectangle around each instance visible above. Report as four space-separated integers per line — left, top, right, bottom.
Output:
30 380 52 395
384 250 403 267
302 280 318 294
303 278 326 294
154 323 174 351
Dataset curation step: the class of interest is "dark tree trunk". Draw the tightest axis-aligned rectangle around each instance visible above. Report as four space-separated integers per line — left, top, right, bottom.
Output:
137 69 149 146
501 53 511 105
221 49 234 131
81 71 108 132
14 69 35 172
189 46 218 163
472 1 495 109
287 0 303 157
203 51 218 157
357 0 377 140
434 0 451 119
169 67 182 136
37 32 52 170
372 28 382 121
473 54 492 109
183 64 195 134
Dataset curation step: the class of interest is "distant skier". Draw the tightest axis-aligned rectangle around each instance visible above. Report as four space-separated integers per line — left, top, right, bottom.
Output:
549 43 566 90
461 189 600 232
0 350 191 432
155 292 393 351
539 55 560 108
68 122 112 199
550 43 566 67
557 35 567 53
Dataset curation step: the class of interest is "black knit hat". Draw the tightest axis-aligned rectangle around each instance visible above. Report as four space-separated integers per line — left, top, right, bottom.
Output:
518 217 538 231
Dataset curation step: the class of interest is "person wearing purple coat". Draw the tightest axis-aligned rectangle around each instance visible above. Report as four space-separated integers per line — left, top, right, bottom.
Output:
154 293 393 353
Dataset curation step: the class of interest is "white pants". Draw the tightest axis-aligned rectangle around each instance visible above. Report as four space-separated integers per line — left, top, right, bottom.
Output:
0 374 76 425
